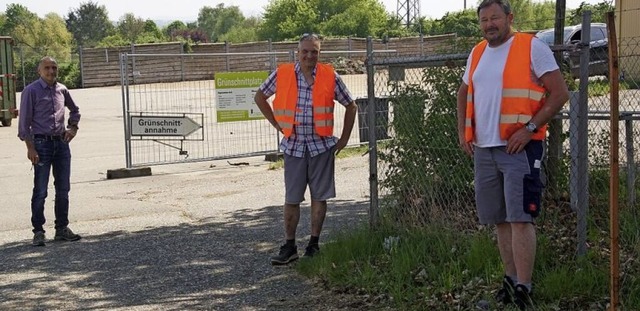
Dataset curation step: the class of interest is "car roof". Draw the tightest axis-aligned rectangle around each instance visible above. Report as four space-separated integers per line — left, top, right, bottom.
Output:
537 22 607 34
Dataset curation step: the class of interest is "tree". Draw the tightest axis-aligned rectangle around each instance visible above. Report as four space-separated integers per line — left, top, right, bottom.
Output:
65 1 114 47
142 19 164 41
258 0 389 41
429 10 481 37
163 20 187 38
529 1 555 30
1 3 38 35
320 0 389 37
116 13 146 43
38 13 74 61
218 16 261 43
258 0 319 41
2 5 73 61
197 4 245 42
567 1 614 24
378 16 415 39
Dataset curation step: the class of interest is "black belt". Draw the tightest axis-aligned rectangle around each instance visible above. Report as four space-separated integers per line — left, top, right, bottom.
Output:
34 134 63 141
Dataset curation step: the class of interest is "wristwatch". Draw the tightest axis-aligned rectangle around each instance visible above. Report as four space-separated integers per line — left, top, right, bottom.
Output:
524 121 538 133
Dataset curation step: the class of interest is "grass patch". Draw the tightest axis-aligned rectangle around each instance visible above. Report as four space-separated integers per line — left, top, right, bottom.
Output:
296 204 640 310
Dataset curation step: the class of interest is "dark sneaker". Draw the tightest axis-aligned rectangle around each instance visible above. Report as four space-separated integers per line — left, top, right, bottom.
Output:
54 227 82 242
514 284 534 310
270 244 298 265
32 231 46 246
495 275 516 304
302 244 320 258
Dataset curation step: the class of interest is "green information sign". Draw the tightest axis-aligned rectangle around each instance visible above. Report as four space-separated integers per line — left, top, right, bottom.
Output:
215 71 269 122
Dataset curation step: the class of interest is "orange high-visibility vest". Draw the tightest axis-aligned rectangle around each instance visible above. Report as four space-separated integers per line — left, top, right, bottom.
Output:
465 33 547 142
273 63 336 138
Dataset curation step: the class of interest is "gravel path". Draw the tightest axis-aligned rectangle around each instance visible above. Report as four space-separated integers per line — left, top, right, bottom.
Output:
0 155 371 310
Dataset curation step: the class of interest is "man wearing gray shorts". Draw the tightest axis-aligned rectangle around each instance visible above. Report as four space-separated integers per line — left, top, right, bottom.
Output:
456 0 569 309
254 33 358 265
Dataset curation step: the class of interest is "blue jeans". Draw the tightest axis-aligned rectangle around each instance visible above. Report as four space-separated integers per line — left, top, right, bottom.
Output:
31 138 71 233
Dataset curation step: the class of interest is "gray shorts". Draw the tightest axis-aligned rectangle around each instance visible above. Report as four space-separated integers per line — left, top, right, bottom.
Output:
473 141 545 224
284 148 336 204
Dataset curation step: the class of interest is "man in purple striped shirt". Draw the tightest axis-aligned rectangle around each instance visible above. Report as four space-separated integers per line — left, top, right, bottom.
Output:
18 56 82 246
255 34 358 265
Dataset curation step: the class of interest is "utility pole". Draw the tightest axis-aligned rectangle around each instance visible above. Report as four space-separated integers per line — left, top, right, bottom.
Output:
397 0 421 30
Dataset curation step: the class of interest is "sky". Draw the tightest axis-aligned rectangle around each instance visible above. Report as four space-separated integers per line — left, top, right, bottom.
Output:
1 0 605 22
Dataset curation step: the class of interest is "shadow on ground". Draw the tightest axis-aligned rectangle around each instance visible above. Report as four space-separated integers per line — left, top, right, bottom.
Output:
0 200 368 311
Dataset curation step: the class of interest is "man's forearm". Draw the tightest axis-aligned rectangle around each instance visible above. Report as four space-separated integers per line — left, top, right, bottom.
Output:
254 91 279 129
531 91 569 127
456 85 468 138
340 102 357 140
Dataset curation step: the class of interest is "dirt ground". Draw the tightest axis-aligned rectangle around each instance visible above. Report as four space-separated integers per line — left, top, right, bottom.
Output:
0 85 375 310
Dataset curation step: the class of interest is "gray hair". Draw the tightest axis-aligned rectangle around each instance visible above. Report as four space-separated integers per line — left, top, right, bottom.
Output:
477 0 512 16
38 56 58 69
298 33 321 49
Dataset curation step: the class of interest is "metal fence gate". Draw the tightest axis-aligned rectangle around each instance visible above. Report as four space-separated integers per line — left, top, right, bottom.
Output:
119 50 383 168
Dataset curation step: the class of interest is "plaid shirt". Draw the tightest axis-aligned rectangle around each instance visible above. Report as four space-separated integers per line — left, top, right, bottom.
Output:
259 62 354 158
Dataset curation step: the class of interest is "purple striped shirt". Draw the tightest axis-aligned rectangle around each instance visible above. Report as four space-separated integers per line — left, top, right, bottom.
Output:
259 62 354 158
18 78 81 141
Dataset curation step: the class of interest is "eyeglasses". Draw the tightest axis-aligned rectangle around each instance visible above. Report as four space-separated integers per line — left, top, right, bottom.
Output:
300 33 320 41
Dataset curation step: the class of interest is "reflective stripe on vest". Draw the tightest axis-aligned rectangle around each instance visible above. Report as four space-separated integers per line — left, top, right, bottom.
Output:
465 33 547 142
273 63 336 137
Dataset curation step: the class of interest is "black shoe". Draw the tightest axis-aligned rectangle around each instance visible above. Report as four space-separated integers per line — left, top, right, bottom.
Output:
270 244 298 265
514 284 534 310
302 244 320 258
495 275 516 304
32 231 46 246
54 227 82 241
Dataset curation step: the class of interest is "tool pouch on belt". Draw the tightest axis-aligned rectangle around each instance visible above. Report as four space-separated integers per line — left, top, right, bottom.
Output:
523 174 543 217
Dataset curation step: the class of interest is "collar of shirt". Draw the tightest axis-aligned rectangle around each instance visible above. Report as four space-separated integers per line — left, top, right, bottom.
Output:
37 78 57 90
294 62 316 81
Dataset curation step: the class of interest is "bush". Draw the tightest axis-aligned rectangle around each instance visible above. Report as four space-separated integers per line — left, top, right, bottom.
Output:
378 65 474 228
58 61 81 89
16 58 81 91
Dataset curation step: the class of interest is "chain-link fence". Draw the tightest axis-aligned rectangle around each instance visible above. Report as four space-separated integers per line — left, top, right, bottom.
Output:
364 11 640 254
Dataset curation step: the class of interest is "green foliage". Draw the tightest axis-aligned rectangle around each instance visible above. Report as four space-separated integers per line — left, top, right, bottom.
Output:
197 4 245 43
96 33 129 47
143 20 164 40
319 1 388 38
378 65 474 227
376 16 414 39
567 1 615 25
116 13 146 43
15 56 39 91
258 0 391 41
424 0 556 37
217 16 261 43
2 5 73 62
1 3 38 35
65 1 114 47
57 61 81 89
162 20 187 38
297 205 640 309
428 9 481 37
15 57 80 91
258 0 319 41
528 1 556 30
